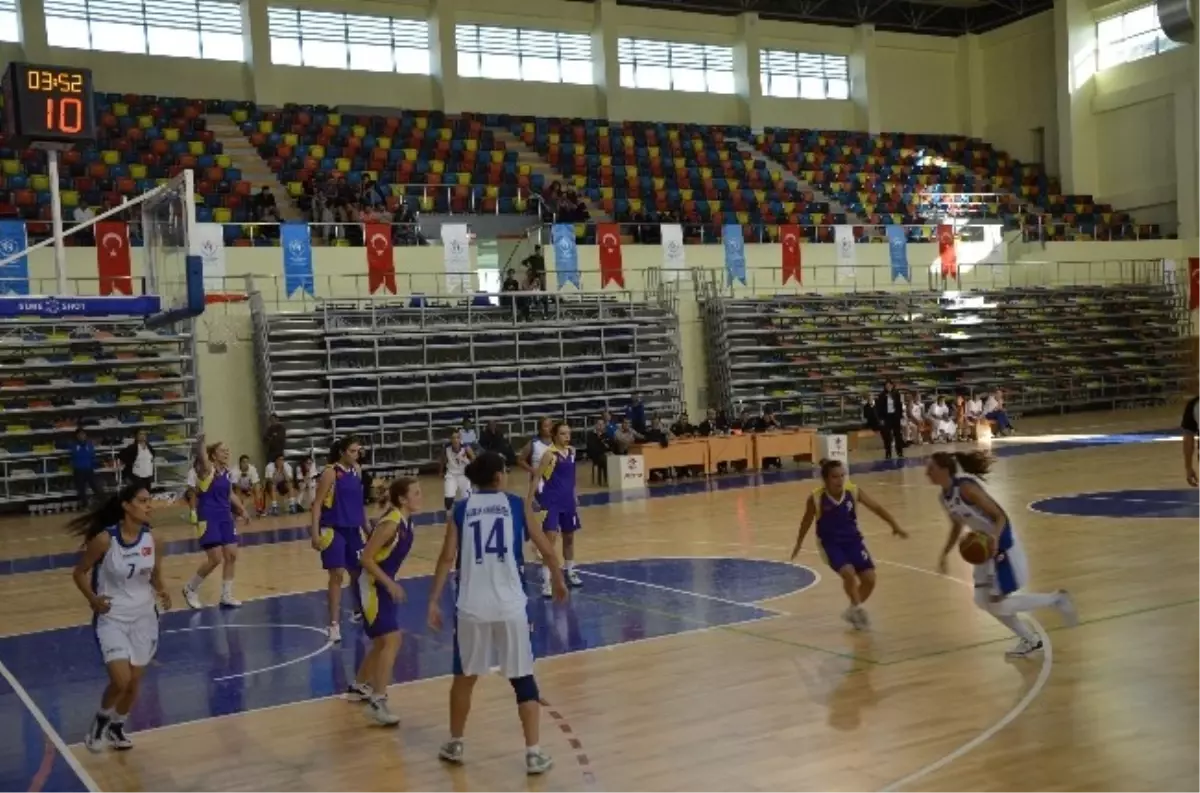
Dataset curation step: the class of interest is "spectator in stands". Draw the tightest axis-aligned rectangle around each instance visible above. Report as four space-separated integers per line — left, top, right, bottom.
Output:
613 418 642 454
697 408 724 437
119 430 155 491
627 394 647 434
731 407 756 434
264 454 298 515
586 418 614 486
523 245 546 284
71 426 104 507
983 388 1015 435
875 380 905 459
459 417 479 452
671 413 696 437
253 186 276 223
264 413 287 463
479 420 516 466
394 202 424 246
1182 395 1198 486
360 176 386 211
601 409 619 439
953 394 969 441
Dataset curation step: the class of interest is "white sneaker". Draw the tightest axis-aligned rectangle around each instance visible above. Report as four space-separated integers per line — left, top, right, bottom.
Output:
854 606 871 629
328 623 342 643
566 568 582 588
219 596 242 608
181 586 201 610
438 739 465 765
105 722 133 750
526 749 554 775
84 716 110 753
541 577 552 599
1005 636 1044 657
366 698 400 726
1056 590 1078 627
344 682 372 701
841 605 866 630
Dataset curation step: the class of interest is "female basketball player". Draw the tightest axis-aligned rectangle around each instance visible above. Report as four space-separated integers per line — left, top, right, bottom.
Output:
927 451 1078 657
441 431 474 509
344 478 420 726
69 483 170 752
310 436 369 643
519 417 554 564
534 421 583 596
790 459 907 629
427 451 566 774
182 436 249 610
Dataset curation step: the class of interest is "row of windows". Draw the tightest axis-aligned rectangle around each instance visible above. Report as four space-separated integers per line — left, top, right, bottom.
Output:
267 8 430 74
455 25 593 85
1095 3 1180 71
44 0 243 61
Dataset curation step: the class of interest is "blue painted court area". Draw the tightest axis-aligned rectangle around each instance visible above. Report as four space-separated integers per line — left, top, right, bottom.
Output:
0 557 814 793
1031 488 1200 519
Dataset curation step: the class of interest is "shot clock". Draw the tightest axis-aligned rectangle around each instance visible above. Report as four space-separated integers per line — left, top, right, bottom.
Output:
2 62 97 148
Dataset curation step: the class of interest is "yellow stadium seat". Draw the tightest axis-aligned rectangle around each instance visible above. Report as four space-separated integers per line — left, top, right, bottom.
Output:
335 238 350 247
629 199 642 212
549 133 560 144
626 165 638 178
213 207 232 223
680 189 693 201
283 133 298 147
390 184 405 196
164 128 180 142
601 155 612 167
287 181 302 197
419 195 433 212
215 155 231 169
575 223 586 238
101 150 119 165
597 127 608 136
1 160 20 176
364 170 378 182
455 173 470 186
648 146 659 158
30 174 49 191
129 164 147 179
667 129 678 141
258 120 273 134
489 151 503 164
231 109 248 124
376 137 390 151
600 187 613 200
438 129 450 141
430 160 444 174
113 102 128 117
464 139 477 152
514 196 526 212
335 158 350 172
309 145 325 159
188 141 204 155
61 190 79 207
328 114 340 126
402 148 417 162
485 185 499 199
137 115 153 129
700 167 712 179
736 211 749 224
352 125 366 138
414 117 425 130
652 177 665 191
518 164 531 176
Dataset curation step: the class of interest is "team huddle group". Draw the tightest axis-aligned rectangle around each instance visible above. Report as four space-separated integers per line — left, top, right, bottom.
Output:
68 421 586 774
67 417 1085 776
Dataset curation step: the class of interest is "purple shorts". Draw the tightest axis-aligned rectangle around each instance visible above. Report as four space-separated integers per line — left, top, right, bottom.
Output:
198 517 237 550
542 508 581 533
820 535 874 573
321 525 364 571
360 581 399 639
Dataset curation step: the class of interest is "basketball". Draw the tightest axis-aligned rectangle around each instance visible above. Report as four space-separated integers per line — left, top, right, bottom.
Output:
958 531 996 565
316 527 335 551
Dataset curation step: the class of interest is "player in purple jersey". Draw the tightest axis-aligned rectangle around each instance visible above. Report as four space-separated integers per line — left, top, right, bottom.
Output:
310 436 370 643
790 459 907 629
182 435 251 610
534 421 583 597
344 477 420 726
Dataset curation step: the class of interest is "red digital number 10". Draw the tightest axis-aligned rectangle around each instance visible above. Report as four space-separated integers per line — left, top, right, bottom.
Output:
44 97 83 134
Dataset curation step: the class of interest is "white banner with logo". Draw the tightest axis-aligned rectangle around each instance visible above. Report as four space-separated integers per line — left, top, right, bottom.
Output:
191 223 226 292
441 223 471 293
661 223 685 281
834 225 856 281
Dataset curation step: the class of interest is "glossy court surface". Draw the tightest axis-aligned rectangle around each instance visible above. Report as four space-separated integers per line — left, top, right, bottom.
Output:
0 408 1196 791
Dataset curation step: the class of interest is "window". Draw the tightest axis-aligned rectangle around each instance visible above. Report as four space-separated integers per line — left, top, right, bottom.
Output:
0 1 17 43
44 0 244 60
617 38 735 94
267 7 430 74
1096 4 1180 70
759 49 849 100
455 24 593 84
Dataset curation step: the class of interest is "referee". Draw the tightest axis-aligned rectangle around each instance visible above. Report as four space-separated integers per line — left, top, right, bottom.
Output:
1182 395 1198 486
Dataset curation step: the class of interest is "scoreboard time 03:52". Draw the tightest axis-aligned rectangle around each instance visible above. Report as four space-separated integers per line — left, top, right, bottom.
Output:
2 62 97 147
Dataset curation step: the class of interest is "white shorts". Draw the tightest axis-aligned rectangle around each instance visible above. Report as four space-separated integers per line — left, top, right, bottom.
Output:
972 527 1029 600
95 611 159 667
444 474 471 501
453 614 534 678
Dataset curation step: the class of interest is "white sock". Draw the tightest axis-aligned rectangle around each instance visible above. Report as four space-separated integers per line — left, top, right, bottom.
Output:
991 612 1036 641
186 575 204 591
98 707 115 720
564 561 574 571
541 566 550 582
1002 592 1061 612
526 744 540 755
110 712 127 725
221 580 234 599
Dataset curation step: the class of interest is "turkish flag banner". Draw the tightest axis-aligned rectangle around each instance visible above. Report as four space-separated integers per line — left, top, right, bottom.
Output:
780 224 801 285
937 224 957 278
1189 257 1198 310
96 221 132 295
365 223 395 294
596 222 624 288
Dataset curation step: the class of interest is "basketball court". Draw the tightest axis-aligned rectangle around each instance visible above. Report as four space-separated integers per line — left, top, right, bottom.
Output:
0 407 1195 792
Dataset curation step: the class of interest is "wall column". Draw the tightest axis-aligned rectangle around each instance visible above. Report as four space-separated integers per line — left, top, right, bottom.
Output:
592 0 619 120
734 12 761 130
1173 76 1198 239
849 24 881 133
429 0 460 113
955 33 987 138
241 0 270 104
1053 0 1100 196
17 0 46 61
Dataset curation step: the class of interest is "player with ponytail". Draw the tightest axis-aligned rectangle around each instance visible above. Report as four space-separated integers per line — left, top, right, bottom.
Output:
181 435 249 610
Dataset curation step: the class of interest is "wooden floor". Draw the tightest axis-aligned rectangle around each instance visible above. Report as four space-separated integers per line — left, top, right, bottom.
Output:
1 407 1196 791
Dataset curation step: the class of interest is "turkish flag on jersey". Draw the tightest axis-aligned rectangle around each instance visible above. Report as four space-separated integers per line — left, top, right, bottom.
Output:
780 224 802 285
597 222 624 288
96 221 132 295
1188 257 1199 310
365 223 396 294
936 224 957 278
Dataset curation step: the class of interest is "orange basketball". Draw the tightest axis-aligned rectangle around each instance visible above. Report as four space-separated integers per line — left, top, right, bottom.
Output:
958 531 996 565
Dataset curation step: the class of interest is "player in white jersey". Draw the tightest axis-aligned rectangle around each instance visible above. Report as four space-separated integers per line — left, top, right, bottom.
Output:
428 451 567 775
927 451 1077 657
518 417 554 563
68 482 170 752
441 430 475 509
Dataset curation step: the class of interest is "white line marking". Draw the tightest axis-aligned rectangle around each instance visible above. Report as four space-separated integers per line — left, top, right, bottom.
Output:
576 568 787 614
0 659 102 792
158 624 333 682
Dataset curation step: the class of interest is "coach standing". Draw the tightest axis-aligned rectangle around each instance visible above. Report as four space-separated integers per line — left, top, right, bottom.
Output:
1182 395 1198 486
875 380 905 460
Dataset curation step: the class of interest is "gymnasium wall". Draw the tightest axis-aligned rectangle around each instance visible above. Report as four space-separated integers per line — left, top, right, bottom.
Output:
17 238 1193 463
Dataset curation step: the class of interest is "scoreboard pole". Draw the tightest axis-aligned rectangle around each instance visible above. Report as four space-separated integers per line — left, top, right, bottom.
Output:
47 149 66 295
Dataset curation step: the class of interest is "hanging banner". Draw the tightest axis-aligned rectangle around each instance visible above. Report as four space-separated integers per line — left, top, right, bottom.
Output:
661 224 685 281
887 225 910 282
96 221 132 296
281 222 314 298
834 225 856 280
0 294 161 317
365 223 396 294
597 222 624 288
780 224 801 286
441 223 470 293
937 223 958 278
1189 257 1199 310
551 223 580 288
0 221 29 295
723 224 746 286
